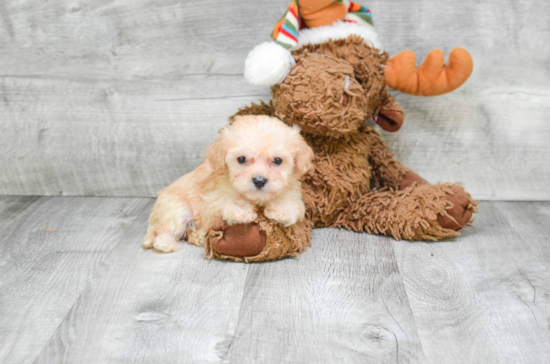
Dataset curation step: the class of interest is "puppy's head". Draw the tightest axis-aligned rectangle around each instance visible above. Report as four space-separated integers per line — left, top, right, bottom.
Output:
206 115 314 202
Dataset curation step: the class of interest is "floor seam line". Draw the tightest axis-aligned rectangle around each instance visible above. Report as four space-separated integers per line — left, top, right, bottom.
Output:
493 202 550 275
223 264 253 364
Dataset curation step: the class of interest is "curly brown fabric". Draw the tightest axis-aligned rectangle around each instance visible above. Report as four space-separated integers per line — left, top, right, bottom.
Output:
334 183 478 241
229 100 277 123
301 130 372 226
292 36 391 118
365 127 411 189
272 52 368 137
272 36 393 138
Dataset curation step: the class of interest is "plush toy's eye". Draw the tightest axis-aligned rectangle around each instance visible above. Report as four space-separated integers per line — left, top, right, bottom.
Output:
237 156 246 164
355 77 363 85
273 157 283 165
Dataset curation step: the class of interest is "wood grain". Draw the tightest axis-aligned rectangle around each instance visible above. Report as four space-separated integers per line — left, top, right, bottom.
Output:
0 0 548 198
495 202 550 273
0 78 265 196
392 202 550 364
34 200 251 364
227 229 425 364
0 196 43 231
0 196 149 364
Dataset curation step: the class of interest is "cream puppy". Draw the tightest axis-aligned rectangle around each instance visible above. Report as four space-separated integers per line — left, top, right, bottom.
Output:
143 115 314 253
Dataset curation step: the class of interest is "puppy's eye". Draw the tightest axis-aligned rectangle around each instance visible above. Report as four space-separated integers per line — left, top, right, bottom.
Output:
273 157 283 165
355 77 363 85
237 156 246 164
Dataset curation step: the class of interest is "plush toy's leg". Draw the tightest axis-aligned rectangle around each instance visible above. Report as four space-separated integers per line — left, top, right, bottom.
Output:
365 127 479 231
334 183 478 241
398 173 477 230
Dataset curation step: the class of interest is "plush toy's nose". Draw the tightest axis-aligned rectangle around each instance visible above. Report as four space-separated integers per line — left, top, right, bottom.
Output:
252 176 268 189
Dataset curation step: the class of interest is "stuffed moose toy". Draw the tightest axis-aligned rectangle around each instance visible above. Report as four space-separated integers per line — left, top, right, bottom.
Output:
204 0 479 262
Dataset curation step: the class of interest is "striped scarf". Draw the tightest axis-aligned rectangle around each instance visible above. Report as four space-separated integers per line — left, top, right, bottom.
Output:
271 0 374 49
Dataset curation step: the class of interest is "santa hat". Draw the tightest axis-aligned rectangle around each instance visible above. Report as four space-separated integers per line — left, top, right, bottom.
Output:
245 0 383 87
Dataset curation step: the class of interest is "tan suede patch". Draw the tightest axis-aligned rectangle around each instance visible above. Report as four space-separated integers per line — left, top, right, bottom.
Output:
299 0 337 15
302 2 348 28
205 215 312 262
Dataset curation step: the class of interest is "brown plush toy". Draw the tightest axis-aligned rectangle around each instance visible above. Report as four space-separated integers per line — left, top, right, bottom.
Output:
207 0 478 261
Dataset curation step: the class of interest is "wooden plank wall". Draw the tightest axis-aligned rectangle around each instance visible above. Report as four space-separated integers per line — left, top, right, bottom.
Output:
0 0 548 199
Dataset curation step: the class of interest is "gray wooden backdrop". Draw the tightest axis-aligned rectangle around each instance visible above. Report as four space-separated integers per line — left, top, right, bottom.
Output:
1 0 549 199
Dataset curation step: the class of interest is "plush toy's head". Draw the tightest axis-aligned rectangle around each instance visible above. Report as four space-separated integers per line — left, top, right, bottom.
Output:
272 36 403 137
245 1 474 136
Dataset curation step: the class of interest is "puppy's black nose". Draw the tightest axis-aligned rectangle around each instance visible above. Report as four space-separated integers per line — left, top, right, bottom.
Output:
252 176 267 189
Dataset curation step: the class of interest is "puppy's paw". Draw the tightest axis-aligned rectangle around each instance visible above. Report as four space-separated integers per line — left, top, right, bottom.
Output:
153 233 181 253
143 229 156 249
223 206 258 225
143 237 154 249
265 206 301 227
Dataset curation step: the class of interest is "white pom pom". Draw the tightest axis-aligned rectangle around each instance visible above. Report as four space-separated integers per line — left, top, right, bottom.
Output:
244 42 295 87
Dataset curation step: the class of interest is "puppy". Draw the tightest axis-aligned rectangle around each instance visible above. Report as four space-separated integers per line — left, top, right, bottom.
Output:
143 115 314 253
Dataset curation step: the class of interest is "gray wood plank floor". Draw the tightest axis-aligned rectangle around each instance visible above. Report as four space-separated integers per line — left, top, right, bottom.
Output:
0 196 150 364
0 196 549 363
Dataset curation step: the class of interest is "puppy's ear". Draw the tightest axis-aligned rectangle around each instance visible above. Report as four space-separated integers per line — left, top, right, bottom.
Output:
289 126 314 175
205 133 227 171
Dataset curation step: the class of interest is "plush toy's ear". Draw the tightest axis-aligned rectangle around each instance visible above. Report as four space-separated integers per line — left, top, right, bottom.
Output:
376 99 405 132
205 133 228 171
289 126 314 175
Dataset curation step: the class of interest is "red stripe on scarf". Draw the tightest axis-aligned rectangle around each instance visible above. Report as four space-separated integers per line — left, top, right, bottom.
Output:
348 2 361 12
280 28 298 43
288 5 298 19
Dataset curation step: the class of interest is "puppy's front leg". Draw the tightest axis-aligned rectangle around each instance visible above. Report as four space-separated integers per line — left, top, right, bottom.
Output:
265 198 306 227
222 200 258 225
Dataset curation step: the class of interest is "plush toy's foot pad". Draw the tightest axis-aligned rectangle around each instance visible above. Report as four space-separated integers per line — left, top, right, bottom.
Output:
438 186 477 231
399 173 428 190
210 218 266 257
205 216 312 262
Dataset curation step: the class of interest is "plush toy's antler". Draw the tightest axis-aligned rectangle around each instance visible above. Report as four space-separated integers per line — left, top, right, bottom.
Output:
384 48 473 96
